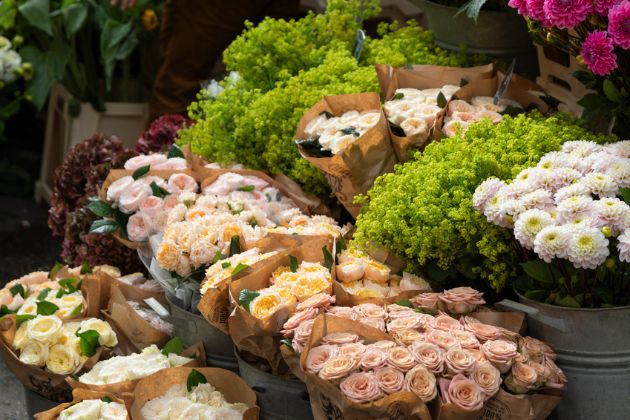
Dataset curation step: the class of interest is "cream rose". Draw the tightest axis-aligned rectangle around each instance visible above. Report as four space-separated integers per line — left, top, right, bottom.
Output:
471 362 502 399
46 344 80 375
353 303 387 319
58 399 103 419
19 341 49 366
325 306 358 320
387 315 424 332
387 346 416 372
305 344 338 374
374 367 405 394
445 347 475 377
409 341 444 375
12 322 28 350
505 361 539 394
339 342 366 360
26 315 62 343
79 318 118 348
124 154 167 170
386 304 417 318
439 287 485 314
392 329 423 346
340 372 384 403
118 182 152 214
439 374 485 411
359 317 386 331
426 329 459 349
167 173 198 195
106 176 134 203
411 292 442 313
432 313 463 332
404 365 437 402
482 339 518 373
360 348 389 370
322 332 359 345
127 212 152 242
319 354 359 382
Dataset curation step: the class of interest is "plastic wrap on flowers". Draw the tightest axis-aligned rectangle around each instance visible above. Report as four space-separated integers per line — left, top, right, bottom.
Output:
33 388 131 420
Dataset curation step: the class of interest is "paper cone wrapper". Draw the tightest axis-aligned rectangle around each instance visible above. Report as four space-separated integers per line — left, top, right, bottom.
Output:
101 311 146 356
481 389 562 420
296 92 398 218
452 77 548 115
130 366 259 420
279 344 305 382
428 394 484 420
92 269 167 316
227 236 334 374
34 388 132 420
0 315 107 402
66 342 205 394
300 315 432 420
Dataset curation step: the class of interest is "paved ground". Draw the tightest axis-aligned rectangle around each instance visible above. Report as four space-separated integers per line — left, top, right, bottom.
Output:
0 196 61 419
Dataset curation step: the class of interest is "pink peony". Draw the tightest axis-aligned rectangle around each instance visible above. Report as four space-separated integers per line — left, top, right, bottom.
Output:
139 195 164 219
118 182 152 214
153 157 187 170
581 31 618 76
609 1 630 48
167 173 198 195
127 212 152 242
124 153 166 170
543 0 593 29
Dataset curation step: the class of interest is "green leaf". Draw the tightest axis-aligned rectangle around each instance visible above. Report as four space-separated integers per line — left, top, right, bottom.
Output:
280 338 294 350
237 185 255 192
335 238 346 255
620 188 630 204
62 2 87 36
20 42 71 109
113 210 130 239
80 262 92 275
289 255 298 273
0 305 16 317
577 93 615 112
16 314 36 326
77 329 100 357
524 289 548 302
89 219 119 234
521 261 557 285
18 0 52 35
603 79 623 103
239 289 260 312
10 283 26 298
212 251 225 264
437 92 447 109
49 262 63 279
394 298 413 308
101 396 112 403
322 246 333 272
161 336 184 356
555 295 581 308
249 219 258 227
187 369 207 392
132 165 150 180
36 301 59 315
232 263 249 276
391 92 404 100
70 303 84 316
229 236 241 257
86 199 114 217
167 144 185 158
150 181 168 198
100 19 137 91
221 262 231 269
37 288 51 300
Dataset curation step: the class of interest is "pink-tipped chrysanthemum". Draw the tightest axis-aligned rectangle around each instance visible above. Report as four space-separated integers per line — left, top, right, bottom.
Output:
609 1 630 48
534 225 571 262
514 209 555 249
567 227 609 269
581 31 618 76
618 229 630 262
473 178 506 211
543 0 593 29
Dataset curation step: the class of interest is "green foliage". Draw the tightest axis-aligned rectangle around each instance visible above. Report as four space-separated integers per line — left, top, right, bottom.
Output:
354 113 611 292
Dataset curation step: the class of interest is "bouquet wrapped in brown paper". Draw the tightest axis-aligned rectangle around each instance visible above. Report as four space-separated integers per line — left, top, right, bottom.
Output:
34 388 131 420
227 236 334 374
480 388 562 420
130 367 259 419
295 92 398 218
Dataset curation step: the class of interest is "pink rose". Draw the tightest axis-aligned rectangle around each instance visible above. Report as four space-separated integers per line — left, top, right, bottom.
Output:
439 287 485 314
404 365 437 402
339 342 367 360
322 332 360 345
154 157 187 170
296 293 335 311
139 175 168 190
162 194 180 212
426 329 459 349
374 366 405 394
325 306 358 320
124 154 167 170
305 344 338 374
242 175 270 191
340 372 384 404
505 362 538 394
167 173 198 195
432 313 464 332
482 339 518 373
282 308 319 334
411 293 442 313
319 354 359 382
127 212 152 242
439 374 484 411
471 362 501 399
359 317 386 331
386 346 417 372
467 349 487 364
370 340 397 351
392 329 424 346
409 341 444 375
386 304 417 318
106 176 134 203
519 336 556 363
292 318 315 350
451 330 480 349
360 348 389 370
542 357 567 390
461 316 502 342
139 195 164 219
353 303 387 319
118 182 152 214
387 315 425 332
444 347 476 377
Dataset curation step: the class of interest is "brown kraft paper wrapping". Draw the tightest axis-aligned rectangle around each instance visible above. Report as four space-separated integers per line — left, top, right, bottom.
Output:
105 284 171 352
481 389 561 420
92 270 168 315
296 92 398 218
300 315 432 420
428 394 483 420
34 388 132 420
66 342 205 394
228 236 334 374
130 366 259 420
0 315 106 402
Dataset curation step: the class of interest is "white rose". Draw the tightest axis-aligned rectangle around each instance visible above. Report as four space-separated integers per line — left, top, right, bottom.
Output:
26 315 63 343
100 401 128 420
106 176 134 203
124 154 167 170
189 382 217 404
79 318 118 348
19 341 48 366
58 399 103 420
12 322 28 350
46 344 80 375
118 182 152 214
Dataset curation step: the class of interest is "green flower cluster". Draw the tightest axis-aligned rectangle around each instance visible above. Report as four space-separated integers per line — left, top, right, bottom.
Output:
353 113 611 292
179 1 476 196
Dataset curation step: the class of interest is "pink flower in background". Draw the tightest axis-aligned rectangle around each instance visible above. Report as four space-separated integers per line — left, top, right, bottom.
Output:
609 1 630 48
595 0 622 15
618 229 630 262
508 0 529 15
135 114 192 154
525 0 551 26
543 0 593 29
581 31 618 76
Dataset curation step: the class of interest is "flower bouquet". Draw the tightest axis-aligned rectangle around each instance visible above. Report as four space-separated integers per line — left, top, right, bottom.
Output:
34 389 130 420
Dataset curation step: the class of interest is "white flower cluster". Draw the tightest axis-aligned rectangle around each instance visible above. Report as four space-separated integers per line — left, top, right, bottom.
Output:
78 344 191 385
474 140 630 269
141 382 249 420
200 248 279 294
58 399 127 420
442 97 522 138
304 110 381 154
0 36 22 84
17 290 86 321
13 316 117 375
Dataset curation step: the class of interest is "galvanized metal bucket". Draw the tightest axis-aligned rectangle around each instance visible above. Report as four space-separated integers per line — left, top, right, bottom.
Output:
498 295 630 420
235 350 313 420
23 387 57 418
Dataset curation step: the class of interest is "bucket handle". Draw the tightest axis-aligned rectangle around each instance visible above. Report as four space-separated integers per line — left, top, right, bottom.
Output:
496 299 567 332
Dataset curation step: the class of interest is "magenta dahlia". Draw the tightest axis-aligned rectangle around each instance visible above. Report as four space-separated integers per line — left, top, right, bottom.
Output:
608 1 630 48
508 0 529 15
581 31 618 75
543 0 593 29
595 0 622 15
526 0 551 25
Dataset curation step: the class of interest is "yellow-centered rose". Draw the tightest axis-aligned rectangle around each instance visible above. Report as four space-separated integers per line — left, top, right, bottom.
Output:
26 315 62 342
79 319 118 348
46 344 80 375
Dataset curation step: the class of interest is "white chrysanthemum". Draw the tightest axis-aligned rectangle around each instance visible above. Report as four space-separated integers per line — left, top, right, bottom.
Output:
561 154 591 174
537 152 569 170
519 189 554 211
551 167 582 190
593 198 630 234
554 183 590 204
514 167 544 187
473 178 506 211
557 195 594 220
514 210 555 249
563 214 602 230
534 225 571 262
617 229 630 263
561 140 603 157
606 140 630 158
545 208 560 222
483 193 513 228
587 151 622 173
500 198 526 220
567 228 609 269
582 172 618 197
504 180 538 197
605 158 630 188
535 169 561 191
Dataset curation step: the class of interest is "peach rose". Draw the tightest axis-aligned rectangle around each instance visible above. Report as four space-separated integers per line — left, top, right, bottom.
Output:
387 315 424 332
154 157 187 170
467 349 488 363
461 316 502 342
353 303 387 319
370 340 397 351
319 354 359 382
505 362 538 394
282 308 319 333
445 347 476 377
409 341 444 375
404 365 437 402
139 195 164 219
426 329 459 349
305 344 338 374
325 306 358 320
392 329 423 346
124 154 166 170
451 330 480 349
542 357 567 390
471 362 502 399
106 176 134 203
340 372 384 404
360 348 388 370
339 342 366 360
127 212 152 242
432 313 464 332
118 182 152 214
439 374 484 411
519 336 556 363
359 317 386 331
439 287 485 314
296 293 335 311
386 304 417 319
411 292 442 313
374 366 405 394
162 194 180 212
482 339 518 373
322 332 359 345
387 346 417 372
167 173 198 195
292 318 315 349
